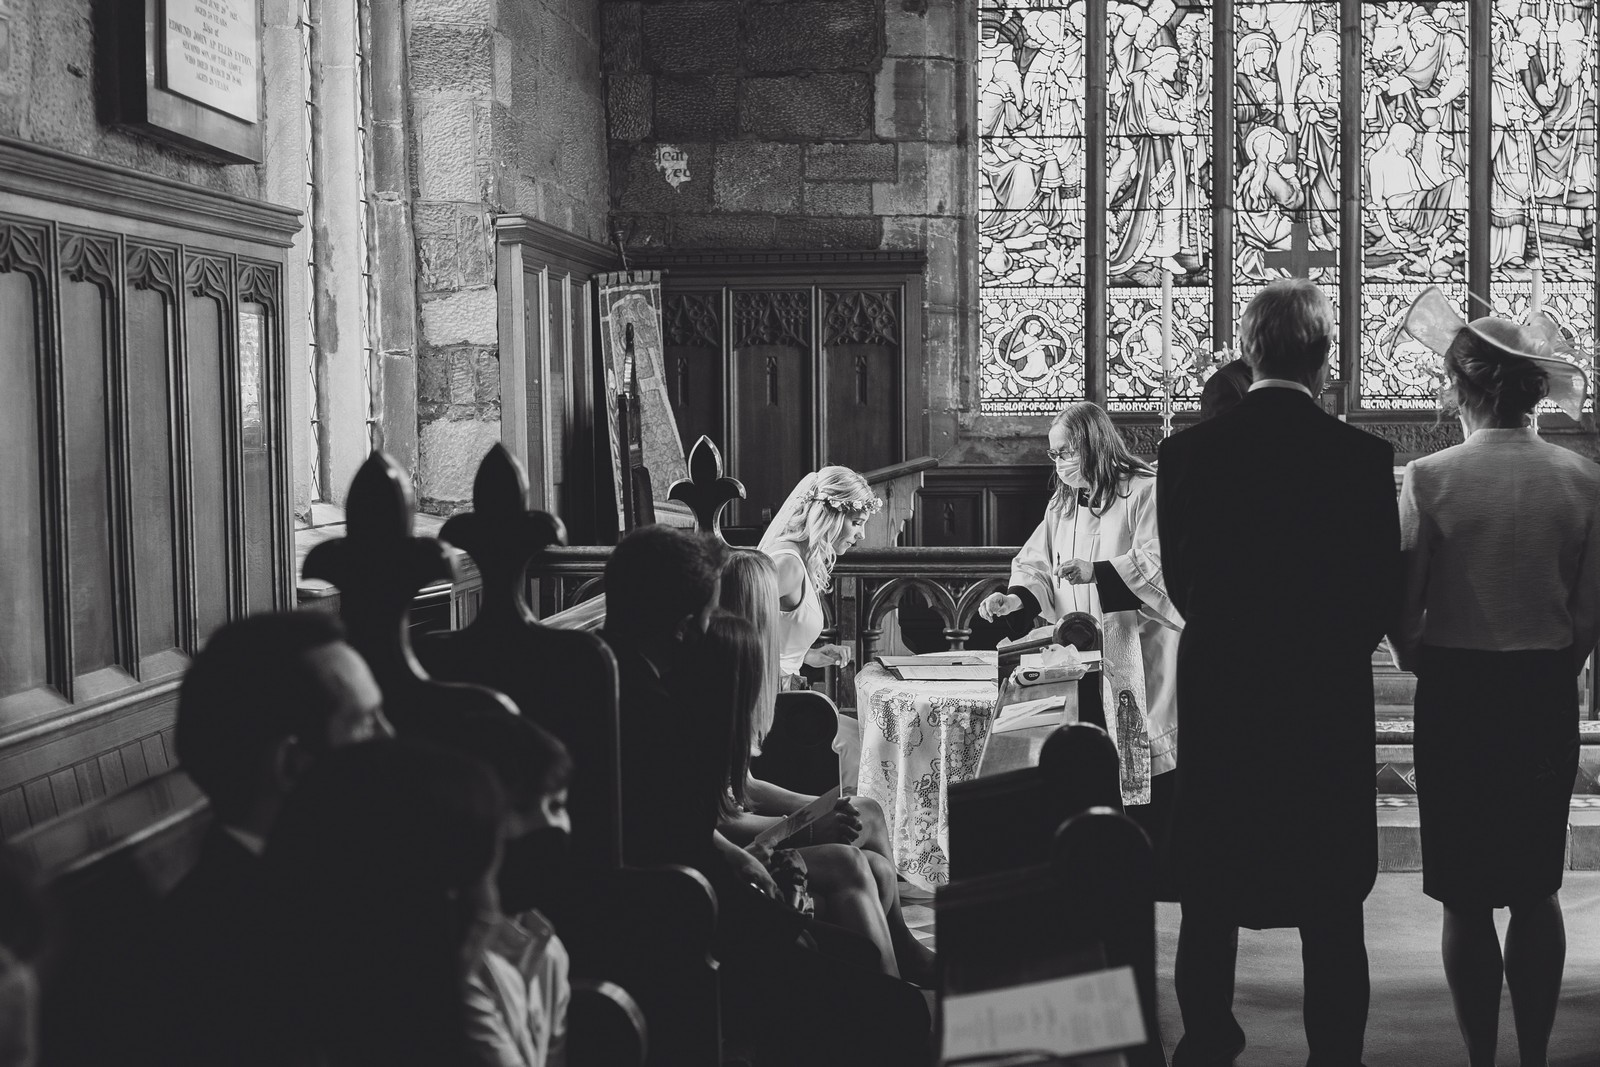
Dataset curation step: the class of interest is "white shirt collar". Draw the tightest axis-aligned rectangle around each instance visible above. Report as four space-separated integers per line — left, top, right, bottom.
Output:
1248 378 1314 398
222 824 267 857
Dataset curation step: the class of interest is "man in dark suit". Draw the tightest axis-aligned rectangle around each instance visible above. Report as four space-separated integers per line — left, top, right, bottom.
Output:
1157 279 1401 1066
140 612 393 1064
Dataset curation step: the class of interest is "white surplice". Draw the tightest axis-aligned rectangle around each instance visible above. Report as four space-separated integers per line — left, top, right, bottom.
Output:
1008 472 1183 798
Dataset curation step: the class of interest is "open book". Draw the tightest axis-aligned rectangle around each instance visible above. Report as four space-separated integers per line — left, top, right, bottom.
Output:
874 651 998 682
942 965 1145 1065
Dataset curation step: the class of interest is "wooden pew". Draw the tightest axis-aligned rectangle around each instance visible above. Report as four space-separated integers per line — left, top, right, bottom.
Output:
414 444 719 1067
937 808 1164 1067
945 722 1121 882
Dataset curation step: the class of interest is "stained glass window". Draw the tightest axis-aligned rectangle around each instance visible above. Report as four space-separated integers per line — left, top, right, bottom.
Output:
976 0 1599 418
1489 0 1596 410
978 1 1087 416
1105 0 1212 412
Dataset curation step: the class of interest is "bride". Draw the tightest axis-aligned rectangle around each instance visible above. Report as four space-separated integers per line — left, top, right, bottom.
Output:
758 466 883 688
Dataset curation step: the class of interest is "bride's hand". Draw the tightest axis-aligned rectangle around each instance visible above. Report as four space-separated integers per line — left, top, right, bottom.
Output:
804 644 852 669
978 592 1023 622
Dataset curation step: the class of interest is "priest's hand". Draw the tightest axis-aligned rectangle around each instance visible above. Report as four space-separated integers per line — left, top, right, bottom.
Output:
804 643 852 669
978 592 1023 622
810 798 864 846
1056 558 1095 585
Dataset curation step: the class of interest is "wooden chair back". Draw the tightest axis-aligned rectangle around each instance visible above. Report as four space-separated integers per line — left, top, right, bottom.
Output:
749 690 842 796
945 722 1120 881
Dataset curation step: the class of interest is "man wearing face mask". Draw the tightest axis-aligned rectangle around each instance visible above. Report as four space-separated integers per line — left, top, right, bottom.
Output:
978 401 1183 881
435 707 576 1067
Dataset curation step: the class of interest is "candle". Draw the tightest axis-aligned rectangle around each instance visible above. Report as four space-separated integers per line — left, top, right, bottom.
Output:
1160 271 1173 382
1531 260 1544 314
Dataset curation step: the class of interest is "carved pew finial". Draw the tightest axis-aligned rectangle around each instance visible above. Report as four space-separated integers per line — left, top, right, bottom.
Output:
303 451 511 730
439 444 566 627
667 435 744 543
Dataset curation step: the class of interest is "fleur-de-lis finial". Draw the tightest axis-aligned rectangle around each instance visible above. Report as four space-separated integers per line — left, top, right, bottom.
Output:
668 436 745 543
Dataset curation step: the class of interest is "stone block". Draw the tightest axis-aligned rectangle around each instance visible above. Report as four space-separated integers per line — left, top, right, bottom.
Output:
674 214 778 249
447 347 479 405
875 58 926 140
419 236 461 292
654 75 737 141
419 416 503 505
774 216 880 250
881 215 928 250
409 23 494 93
805 141 897 181
616 141 714 213
607 73 653 141
370 122 409 193
925 59 960 143
885 0 963 60
457 209 491 286
616 212 672 249
873 139 927 216
802 181 872 216
1570 815 1600 870
379 352 418 477
418 351 450 403
926 142 966 216
714 142 801 213
475 349 500 404
1376 807 1424 872
493 31 514 106
602 1 643 70
642 1 738 73
415 97 481 202
923 225 963 307
421 287 499 347
742 75 873 140
744 2 881 72
410 0 494 22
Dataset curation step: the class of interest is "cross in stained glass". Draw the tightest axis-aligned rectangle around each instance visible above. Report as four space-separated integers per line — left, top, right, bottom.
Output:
1262 219 1337 278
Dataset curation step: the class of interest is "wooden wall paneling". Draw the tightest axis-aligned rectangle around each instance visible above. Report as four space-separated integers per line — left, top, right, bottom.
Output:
566 275 596 538
238 259 287 614
547 270 571 519
0 219 65 725
59 228 136 702
821 288 903 473
662 290 724 456
125 244 187 678
183 251 240 645
730 290 812 527
916 492 983 548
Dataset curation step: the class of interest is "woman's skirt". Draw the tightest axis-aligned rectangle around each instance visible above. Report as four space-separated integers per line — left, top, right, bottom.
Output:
1414 644 1579 908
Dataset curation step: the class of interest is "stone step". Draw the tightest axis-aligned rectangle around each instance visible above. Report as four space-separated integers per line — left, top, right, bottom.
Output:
1375 730 1600 796
1377 796 1600 871
1373 674 1417 705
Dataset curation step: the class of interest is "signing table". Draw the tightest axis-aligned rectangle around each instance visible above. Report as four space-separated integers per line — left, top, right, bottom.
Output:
854 660 1088 890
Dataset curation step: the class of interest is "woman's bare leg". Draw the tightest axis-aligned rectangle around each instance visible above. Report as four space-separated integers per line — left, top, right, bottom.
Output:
1442 903 1503 1067
1505 893 1565 1067
864 850 936 985
795 843 898 977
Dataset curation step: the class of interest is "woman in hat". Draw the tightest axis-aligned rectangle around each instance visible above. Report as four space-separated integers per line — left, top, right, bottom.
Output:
1390 287 1600 1067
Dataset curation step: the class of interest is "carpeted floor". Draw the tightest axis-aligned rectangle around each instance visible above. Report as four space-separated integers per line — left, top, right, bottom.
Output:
1152 872 1600 1066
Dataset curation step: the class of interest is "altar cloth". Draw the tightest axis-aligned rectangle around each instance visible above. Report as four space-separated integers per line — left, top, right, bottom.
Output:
854 664 998 890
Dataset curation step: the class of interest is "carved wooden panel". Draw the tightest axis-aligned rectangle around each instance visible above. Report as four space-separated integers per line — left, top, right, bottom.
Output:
732 290 812 524
662 291 722 456
822 289 902 474
0 152 295 842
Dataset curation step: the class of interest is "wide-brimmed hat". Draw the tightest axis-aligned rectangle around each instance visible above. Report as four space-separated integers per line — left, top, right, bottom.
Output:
1398 285 1589 419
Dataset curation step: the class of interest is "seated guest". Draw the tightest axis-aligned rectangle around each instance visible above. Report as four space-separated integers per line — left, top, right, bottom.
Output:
601 525 931 1067
140 612 393 1065
263 741 505 1067
718 549 935 982
1389 291 1600 1067
427 708 575 1067
1198 357 1252 421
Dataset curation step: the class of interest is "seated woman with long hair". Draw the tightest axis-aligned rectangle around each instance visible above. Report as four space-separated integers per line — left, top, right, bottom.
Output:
718 551 935 984
679 608 935 981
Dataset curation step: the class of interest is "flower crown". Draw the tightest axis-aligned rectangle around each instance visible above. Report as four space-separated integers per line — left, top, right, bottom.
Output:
802 486 883 516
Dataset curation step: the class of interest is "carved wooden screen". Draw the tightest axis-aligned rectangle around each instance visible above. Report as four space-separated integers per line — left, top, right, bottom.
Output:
0 141 299 839
654 253 926 529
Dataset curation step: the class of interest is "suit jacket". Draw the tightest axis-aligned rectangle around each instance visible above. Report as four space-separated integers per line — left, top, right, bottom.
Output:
1157 387 1400 927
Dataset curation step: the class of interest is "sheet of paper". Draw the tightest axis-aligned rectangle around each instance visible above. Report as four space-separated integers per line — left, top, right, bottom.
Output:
942 966 1147 1062
891 664 998 682
747 786 841 852
877 652 999 668
991 695 1068 733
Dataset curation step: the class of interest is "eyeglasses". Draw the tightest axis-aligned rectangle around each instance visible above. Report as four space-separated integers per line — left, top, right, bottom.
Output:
1046 448 1079 461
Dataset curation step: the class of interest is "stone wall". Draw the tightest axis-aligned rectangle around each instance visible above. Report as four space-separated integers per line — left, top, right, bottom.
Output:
409 0 609 514
0 0 261 197
602 0 975 459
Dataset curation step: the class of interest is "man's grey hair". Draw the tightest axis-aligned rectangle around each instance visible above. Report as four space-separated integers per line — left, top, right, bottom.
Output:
1237 279 1334 381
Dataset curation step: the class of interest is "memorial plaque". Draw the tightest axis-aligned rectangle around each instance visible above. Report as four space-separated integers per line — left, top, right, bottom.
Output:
163 0 260 123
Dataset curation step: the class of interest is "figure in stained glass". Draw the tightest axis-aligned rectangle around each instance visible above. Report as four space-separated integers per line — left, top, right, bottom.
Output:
1296 31 1342 245
1236 32 1282 158
1490 34 1541 268
1239 3 1315 135
1366 6 1452 130
1002 314 1070 385
1531 19 1595 204
1108 47 1203 278
1417 36 1469 184
1368 122 1465 268
1237 128 1306 279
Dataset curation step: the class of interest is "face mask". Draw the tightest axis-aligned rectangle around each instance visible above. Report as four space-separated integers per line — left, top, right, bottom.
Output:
496 826 571 917
1055 460 1088 488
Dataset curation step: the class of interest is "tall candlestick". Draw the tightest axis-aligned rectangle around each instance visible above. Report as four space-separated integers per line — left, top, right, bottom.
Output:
1160 271 1174 438
1530 260 1545 314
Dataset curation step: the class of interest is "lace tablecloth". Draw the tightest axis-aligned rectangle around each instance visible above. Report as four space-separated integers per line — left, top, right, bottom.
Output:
854 664 999 890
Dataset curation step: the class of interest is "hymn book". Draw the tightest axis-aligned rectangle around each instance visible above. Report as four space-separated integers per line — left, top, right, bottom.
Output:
941 965 1145 1065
